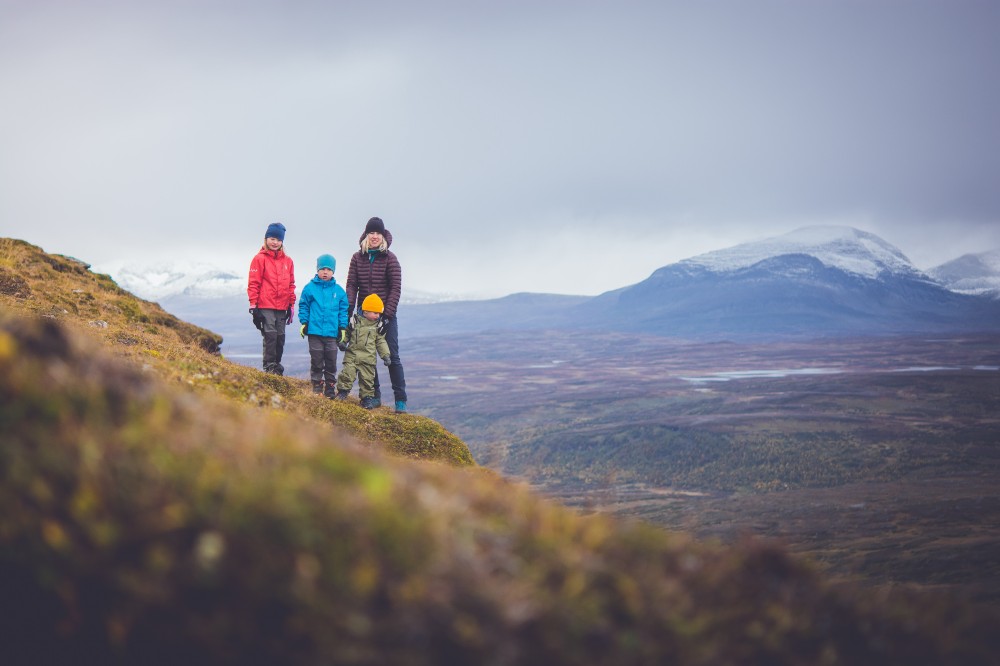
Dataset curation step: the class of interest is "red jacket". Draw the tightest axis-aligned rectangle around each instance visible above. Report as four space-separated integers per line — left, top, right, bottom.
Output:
247 247 296 311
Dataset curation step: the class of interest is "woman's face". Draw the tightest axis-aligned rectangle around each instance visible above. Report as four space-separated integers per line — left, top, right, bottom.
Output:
265 237 283 251
367 231 383 246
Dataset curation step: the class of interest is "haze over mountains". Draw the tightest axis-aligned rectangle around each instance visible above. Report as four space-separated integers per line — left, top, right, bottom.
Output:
107 226 1000 349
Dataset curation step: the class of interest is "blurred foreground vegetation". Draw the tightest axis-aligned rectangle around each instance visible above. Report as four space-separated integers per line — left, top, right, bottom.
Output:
2 238 999 664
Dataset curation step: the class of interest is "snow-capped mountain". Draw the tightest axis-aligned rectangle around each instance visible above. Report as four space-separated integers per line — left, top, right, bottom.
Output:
404 225 1000 340
678 226 929 281
585 225 997 337
927 250 1000 299
99 261 474 305
99 262 246 301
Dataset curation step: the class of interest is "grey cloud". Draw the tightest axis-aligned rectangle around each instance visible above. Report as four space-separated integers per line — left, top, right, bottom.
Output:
2 1 999 294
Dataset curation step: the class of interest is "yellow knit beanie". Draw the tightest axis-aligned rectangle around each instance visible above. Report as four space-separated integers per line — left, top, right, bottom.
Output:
361 293 384 313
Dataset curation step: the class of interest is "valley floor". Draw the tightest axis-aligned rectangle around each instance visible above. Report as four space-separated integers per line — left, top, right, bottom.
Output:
403 331 1000 608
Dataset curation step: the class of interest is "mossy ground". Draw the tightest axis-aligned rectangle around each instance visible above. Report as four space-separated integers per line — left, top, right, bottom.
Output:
2 238 998 665
0 238 473 467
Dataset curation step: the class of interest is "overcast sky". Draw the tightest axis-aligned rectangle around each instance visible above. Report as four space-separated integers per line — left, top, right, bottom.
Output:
2 0 998 297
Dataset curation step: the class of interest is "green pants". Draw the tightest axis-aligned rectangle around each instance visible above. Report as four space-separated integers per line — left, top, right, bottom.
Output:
336 348 377 399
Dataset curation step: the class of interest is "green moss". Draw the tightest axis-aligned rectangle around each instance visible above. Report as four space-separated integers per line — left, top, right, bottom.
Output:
309 399 476 467
1 314 998 665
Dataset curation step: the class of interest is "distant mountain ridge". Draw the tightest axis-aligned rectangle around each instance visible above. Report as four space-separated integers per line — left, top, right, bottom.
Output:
679 226 927 280
102 262 245 301
405 226 1000 340
928 249 1000 299
102 227 1000 348
105 262 470 306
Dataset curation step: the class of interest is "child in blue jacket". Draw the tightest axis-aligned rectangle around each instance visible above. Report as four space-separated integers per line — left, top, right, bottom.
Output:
298 254 349 397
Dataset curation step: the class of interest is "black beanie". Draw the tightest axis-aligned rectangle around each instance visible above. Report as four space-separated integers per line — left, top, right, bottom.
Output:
364 217 386 236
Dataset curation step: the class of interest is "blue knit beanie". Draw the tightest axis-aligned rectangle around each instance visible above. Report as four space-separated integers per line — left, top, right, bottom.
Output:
265 222 286 241
316 254 336 272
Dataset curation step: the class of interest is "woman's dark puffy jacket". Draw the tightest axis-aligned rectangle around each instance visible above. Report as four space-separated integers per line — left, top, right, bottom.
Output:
345 229 402 318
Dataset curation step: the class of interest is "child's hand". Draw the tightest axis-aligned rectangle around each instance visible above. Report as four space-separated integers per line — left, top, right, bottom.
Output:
299 324 307 338
383 357 391 367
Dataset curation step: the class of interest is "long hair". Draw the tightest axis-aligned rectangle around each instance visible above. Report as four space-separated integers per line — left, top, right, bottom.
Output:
360 237 387 253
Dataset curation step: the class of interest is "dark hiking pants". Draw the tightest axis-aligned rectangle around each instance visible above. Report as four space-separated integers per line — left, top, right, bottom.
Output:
260 308 287 375
308 335 339 396
373 314 407 403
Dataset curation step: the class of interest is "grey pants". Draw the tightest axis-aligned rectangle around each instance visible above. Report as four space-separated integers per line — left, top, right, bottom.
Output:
308 335 339 395
259 308 287 374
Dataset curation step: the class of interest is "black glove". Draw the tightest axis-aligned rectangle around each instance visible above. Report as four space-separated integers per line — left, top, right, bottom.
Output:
250 307 263 331
285 308 294 325
336 327 349 352
376 314 388 336
383 357 391 367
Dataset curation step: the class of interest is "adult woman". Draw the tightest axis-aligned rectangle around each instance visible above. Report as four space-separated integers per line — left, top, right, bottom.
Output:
345 216 407 412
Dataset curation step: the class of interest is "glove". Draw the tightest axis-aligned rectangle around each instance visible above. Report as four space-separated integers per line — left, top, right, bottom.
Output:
250 307 263 331
336 327 349 352
285 308 294 325
299 323 307 338
376 314 388 336
383 357 391 367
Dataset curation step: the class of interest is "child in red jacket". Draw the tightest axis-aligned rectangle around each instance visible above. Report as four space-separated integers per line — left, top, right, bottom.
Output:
247 222 296 375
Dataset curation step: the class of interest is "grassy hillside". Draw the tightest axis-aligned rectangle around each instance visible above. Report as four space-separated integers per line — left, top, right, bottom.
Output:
2 238 999 664
0 238 473 467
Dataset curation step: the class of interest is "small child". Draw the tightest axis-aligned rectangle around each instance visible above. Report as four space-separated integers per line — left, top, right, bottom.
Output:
298 253 349 397
247 222 295 375
334 293 392 409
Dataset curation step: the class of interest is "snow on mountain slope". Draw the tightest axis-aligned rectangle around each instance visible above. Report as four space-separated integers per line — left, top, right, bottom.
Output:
98 260 477 306
97 262 246 301
678 226 926 280
928 250 1000 298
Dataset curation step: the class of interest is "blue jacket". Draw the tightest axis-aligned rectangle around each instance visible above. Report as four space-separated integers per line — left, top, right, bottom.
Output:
298 275 349 337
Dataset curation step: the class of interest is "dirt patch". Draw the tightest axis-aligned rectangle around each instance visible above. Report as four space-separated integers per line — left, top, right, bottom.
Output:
0 267 31 298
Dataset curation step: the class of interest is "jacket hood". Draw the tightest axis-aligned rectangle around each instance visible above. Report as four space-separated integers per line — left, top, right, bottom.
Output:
258 246 286 258
357 228 393 250
310 275 338 287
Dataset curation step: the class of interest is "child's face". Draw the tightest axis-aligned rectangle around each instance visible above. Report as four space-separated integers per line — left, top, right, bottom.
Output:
265 237 283 251
317 268 334 280
363 310 380 321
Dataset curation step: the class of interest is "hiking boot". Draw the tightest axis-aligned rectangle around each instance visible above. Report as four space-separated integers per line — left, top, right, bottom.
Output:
370 396 382 408
311 381 324 394
333 390 349 401
360 396 379 410
394 401 407 413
